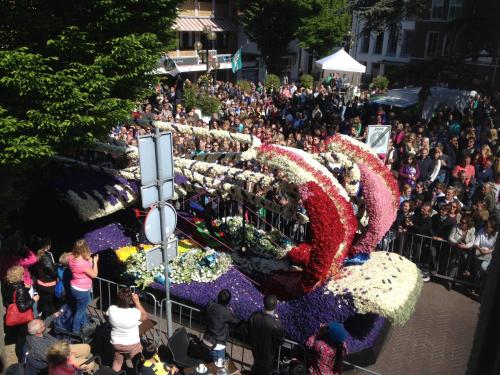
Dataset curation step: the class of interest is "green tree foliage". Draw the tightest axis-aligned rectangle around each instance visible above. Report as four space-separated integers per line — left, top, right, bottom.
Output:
264 74 281 92
0 0 180 166
299 74 314 89
197 94 220 116
237 80 252 94
353 0 426 34
183 84 199 112
370 75 390 91
296 0 351 57
239 0 351 72
238 0 306 74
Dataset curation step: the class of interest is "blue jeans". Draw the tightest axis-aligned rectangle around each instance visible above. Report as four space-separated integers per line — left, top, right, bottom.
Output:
209 348 225 362
71 287 90 333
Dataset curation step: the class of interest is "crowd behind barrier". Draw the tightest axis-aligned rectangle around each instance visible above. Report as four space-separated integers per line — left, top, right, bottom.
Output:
1 76 498 373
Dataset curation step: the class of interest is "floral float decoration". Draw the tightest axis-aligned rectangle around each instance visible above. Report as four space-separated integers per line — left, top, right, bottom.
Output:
56 121 421 353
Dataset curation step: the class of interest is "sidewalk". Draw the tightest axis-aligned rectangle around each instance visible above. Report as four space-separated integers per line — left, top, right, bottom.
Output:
367 282 479 375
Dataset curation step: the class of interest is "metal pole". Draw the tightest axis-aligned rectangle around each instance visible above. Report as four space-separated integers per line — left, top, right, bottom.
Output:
155 127 174 338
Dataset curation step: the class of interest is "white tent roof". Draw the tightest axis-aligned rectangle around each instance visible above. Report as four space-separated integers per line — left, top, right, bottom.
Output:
315 48 366 73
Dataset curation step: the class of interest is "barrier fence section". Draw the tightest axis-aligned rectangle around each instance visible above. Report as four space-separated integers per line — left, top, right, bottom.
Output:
384 231 482 289
91 277 379 374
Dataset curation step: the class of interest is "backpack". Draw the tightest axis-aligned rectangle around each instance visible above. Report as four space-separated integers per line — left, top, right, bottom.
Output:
54 266 66 299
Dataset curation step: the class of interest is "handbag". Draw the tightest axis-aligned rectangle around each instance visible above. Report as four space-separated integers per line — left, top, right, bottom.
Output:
6 290 34 326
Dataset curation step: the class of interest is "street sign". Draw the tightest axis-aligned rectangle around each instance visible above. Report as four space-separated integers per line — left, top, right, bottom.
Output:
140 180 174 209
145 239 178 271
143 204 177 245
138 128 176 338
366 125 392 154
138 132 175 208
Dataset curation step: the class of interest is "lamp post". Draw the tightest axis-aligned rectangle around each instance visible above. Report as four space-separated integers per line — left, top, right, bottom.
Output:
194 26 220 75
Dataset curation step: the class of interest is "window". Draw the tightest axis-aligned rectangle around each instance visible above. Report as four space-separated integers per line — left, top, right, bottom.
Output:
448 0 463 20
180 31 190 49
360 34 370 53
425 32 439 57
442 33 456 56
374 33 384 54
401 31 413 57
371 63 380 77
387 30 398 56
431 0 444 19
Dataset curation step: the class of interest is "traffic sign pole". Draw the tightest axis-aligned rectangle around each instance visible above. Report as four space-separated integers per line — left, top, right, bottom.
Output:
154 127 174 338
138 128 176 339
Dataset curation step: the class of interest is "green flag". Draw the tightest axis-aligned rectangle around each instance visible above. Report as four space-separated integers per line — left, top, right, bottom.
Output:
231 48 242 73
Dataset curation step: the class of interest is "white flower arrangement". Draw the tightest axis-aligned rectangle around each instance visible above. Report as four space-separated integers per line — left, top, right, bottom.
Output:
153 121 261 147
124 247 232 287
175 158 276 187
169 247 232 283
326 252 423 325
65 184 136 222
124 250 164 289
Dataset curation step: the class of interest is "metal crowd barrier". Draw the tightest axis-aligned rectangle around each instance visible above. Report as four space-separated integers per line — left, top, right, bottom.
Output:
384 231 482 289
91 277 380 373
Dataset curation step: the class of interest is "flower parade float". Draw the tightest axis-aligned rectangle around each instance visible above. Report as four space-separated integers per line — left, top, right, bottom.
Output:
51 123 422 363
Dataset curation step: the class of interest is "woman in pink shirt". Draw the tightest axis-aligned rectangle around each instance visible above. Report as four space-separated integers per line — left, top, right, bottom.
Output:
67 239 99 333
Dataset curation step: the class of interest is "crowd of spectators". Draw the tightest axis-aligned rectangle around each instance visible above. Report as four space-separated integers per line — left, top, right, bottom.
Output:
110 75 499 295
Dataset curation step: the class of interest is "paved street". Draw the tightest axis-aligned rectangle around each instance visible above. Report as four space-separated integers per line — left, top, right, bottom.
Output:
366 282 479 375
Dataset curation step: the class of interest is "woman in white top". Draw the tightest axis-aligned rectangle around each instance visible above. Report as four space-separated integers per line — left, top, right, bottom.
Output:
474 219 498 275
107 287 148 372
447 215 476 289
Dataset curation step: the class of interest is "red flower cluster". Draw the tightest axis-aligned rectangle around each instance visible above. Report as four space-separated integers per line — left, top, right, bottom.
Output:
296 181 347 290
258 144 357 260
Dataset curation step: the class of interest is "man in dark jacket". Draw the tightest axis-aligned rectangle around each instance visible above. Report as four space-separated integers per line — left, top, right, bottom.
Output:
248 294 284 375
407 202 434 281
204 289 240 361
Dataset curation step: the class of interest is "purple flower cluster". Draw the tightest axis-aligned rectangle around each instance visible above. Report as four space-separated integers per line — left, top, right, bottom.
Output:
151 267 385 351
55 170 137 208
276 287 356 343
84 222 132 253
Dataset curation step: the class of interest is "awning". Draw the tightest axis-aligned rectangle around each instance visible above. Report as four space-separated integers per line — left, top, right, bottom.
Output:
173 17 238 32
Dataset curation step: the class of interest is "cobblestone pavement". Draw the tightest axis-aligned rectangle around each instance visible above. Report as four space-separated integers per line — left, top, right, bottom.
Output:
366 282 479 375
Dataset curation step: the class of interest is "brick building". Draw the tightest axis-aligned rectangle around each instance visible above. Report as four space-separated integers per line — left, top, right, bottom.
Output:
350 0 500 88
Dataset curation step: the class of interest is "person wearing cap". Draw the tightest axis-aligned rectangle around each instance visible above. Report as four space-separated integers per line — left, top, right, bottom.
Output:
306 322 347 375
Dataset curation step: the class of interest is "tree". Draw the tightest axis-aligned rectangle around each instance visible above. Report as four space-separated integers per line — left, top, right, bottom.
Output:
0 0 180 166
296 0 351 58
238 0 307 74
353 0 426 34
370 75 389 91
264 74 281 92
299 74 314 89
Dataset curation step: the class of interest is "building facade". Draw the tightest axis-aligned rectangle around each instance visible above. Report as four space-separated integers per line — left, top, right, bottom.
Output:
159 0 312 83
350 0 500 88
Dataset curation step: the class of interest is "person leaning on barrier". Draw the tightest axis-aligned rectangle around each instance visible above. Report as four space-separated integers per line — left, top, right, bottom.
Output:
473 219 497 287
447 215 476 290
406 202 434 282
106 287 148 372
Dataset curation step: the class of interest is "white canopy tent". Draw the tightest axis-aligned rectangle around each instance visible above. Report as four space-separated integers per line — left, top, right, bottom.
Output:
315 48 367 73
315 48 366 94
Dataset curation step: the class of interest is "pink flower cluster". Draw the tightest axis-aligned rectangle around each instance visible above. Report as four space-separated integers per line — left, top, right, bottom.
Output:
351 164 395 254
